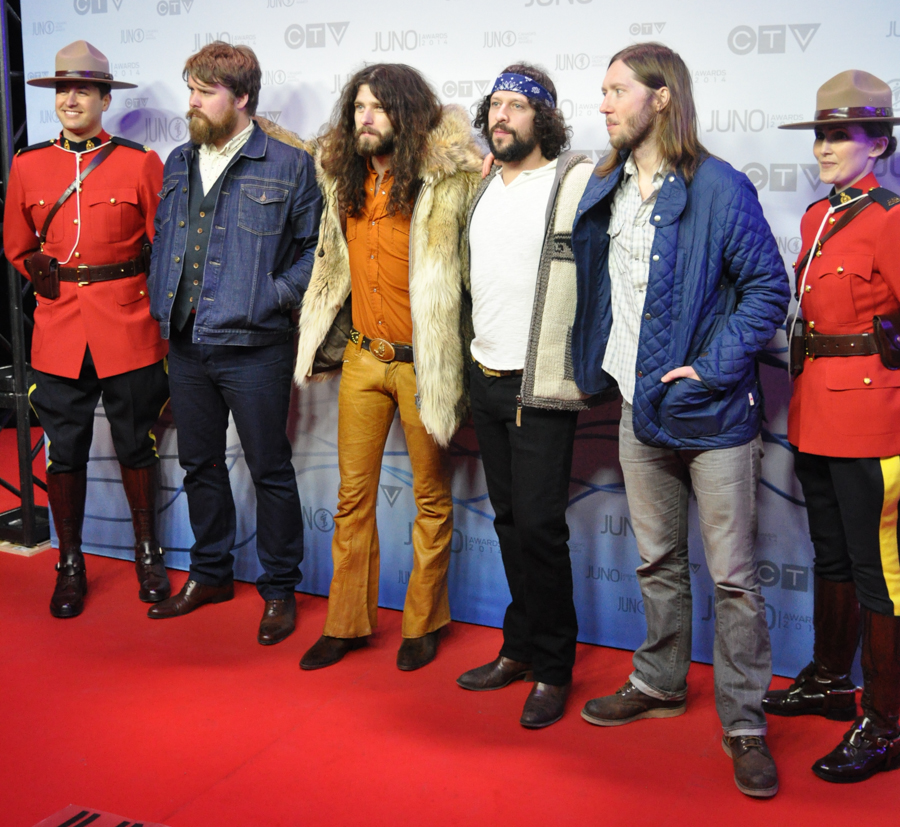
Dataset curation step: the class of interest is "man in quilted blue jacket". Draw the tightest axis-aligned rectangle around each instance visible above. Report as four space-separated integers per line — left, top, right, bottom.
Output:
571 43 790 798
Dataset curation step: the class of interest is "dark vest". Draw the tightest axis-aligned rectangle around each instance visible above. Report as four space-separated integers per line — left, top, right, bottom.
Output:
171 157 225 331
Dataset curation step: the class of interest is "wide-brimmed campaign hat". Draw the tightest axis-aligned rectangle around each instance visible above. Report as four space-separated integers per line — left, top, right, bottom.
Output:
26 40 137 90
779 70 900 129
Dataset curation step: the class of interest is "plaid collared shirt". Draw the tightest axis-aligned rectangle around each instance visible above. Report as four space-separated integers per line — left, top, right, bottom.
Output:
602 154 667 404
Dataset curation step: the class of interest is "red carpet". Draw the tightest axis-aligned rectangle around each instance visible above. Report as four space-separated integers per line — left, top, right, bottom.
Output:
2 551 897 827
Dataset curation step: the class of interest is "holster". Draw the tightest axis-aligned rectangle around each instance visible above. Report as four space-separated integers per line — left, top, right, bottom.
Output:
789 317 806 378
25 251 61 300
873 312 900 371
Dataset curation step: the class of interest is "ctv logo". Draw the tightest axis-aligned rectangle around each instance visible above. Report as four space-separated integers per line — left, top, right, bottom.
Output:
157 0 194 14
74 0 123 13
742 163 824 192
285 22 349 49
728 24 820 54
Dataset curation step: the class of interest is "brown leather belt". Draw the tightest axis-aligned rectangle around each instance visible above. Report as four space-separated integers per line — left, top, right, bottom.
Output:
58 248 150 286
350 328 413 363
806 331 879 358
474 359 523 378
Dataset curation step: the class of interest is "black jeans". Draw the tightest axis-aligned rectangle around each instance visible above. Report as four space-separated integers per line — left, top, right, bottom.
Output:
470 363 579 685
167 326 303 600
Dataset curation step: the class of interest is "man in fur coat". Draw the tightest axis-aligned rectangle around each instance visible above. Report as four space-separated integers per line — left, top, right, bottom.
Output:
295 64 482 672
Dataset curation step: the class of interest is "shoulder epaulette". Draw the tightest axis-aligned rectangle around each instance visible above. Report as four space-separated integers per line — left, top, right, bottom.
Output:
16 139 54 156
867 187 900 210
111 136 151 153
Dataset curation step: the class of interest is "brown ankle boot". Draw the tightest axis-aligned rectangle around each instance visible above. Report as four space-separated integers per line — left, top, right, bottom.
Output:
763 577 859 720
813 608 900 783
47 470 88 618
120 464 171 603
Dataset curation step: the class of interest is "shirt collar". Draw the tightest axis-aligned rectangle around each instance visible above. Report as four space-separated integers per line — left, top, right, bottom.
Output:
623 153 667 181
199 120 254 160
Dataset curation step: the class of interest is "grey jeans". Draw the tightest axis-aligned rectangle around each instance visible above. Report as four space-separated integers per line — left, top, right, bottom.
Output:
618 402 772 735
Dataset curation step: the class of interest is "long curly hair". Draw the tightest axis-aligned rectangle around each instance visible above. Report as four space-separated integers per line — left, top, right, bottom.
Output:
473 63 571 161
319 64 442 218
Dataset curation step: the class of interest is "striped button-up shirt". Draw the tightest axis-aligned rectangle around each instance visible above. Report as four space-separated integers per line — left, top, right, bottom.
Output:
602 154 666 404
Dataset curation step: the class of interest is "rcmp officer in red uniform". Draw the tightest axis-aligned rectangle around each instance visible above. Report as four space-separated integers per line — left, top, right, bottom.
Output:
763 71 900 783
3 41 170 618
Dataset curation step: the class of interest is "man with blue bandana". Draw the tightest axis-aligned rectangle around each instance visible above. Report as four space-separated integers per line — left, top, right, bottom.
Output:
455 64 597 728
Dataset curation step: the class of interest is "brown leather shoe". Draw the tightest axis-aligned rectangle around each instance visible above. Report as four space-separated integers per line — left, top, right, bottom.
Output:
397 630 440 671
722 735 779 798
146 578 234 619
581 680 686 726
457 656 534 691
258 596 297 646
520 681 571 729
300 635 367 670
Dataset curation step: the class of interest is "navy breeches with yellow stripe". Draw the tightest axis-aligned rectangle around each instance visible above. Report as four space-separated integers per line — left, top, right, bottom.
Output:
30 347 169 474
795 450 900 616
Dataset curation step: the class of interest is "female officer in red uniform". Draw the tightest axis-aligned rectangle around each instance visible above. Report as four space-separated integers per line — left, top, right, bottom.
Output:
762 71 900 783
3 41 170 618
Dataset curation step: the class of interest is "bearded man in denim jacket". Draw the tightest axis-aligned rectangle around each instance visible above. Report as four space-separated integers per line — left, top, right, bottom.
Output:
571 43 790 798
146 42 321 645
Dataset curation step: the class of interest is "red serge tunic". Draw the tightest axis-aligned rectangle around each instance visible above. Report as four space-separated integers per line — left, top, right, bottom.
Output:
3 131 166 379
787 173 900 458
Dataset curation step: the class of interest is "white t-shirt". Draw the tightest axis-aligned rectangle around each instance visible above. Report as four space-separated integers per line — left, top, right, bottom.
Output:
469 159 557 370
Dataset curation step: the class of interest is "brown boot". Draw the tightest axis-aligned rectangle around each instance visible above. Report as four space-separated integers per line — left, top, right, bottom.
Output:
120 464 171 603
813 608 900 783
47 469 88 618
763 577 859 720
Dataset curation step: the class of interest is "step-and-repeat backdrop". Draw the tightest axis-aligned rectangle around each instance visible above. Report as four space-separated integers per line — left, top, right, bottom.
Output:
19 0 900 676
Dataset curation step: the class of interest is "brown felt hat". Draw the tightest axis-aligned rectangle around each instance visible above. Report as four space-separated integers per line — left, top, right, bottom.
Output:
27 40 137 90
779 70 899 129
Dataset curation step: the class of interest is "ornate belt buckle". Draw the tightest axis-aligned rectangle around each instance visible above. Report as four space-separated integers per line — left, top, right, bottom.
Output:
76 264 91 286
369 338 395 362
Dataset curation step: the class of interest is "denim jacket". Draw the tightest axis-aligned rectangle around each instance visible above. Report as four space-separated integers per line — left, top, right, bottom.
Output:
148 123 321 345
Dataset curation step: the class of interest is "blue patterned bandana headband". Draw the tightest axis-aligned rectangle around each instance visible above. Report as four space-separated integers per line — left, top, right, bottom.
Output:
490 73 556 108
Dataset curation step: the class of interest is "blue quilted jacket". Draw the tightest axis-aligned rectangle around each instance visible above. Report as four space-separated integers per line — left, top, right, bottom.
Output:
571 156 790 450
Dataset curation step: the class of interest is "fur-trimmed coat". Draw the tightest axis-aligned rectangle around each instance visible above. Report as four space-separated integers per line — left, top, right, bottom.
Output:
293 105 483 447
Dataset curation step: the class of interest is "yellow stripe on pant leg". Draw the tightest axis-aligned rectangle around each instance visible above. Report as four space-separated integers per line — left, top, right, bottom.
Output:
27 382 52 471
878 455 900 615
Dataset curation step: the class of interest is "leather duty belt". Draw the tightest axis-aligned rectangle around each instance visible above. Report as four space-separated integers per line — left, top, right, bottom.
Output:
350 328 414 363
474 359 523 378
58 247 150 286
805 331 880 358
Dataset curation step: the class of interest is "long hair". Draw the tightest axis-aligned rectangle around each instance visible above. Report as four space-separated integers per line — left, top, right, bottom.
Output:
596 42 707 182
183 41 261 116
473 62 571 161
320 64 442 218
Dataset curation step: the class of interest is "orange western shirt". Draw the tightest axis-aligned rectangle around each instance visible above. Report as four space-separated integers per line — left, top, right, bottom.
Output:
346 165 413 343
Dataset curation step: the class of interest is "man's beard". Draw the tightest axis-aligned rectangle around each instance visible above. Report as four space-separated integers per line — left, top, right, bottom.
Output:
609 103 658 152
187 106 238 146
355 127 395 158
489 124 539 163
